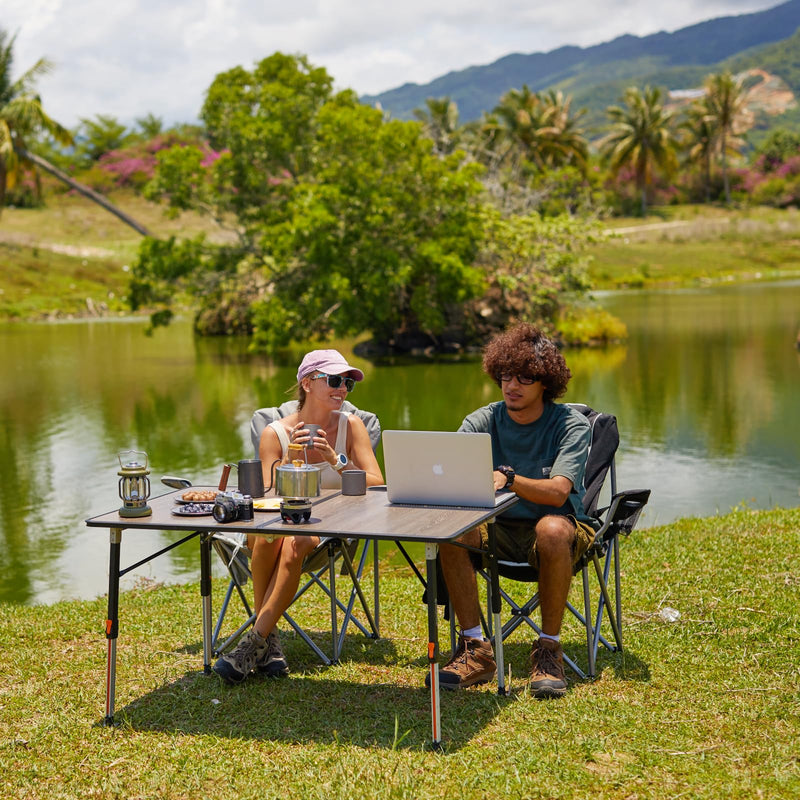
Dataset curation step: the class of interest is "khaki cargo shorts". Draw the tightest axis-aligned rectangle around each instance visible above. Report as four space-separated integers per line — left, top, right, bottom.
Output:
477 514 595 573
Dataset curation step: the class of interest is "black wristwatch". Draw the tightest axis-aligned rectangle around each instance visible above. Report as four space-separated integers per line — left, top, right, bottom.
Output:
496 465 516 489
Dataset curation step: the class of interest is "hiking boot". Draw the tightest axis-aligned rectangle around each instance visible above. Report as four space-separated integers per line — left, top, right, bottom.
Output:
529 637 567 698
425 633 496 690
256 629 289 677
213 629 268 685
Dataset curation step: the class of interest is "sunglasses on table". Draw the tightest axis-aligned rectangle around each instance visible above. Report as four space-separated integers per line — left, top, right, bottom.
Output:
498 374 540 385
310 372 356 392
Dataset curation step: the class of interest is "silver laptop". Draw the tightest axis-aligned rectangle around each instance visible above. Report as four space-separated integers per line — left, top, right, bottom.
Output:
382 430 511 507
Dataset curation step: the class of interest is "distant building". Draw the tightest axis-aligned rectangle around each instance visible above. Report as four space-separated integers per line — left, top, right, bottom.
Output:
668 88 706 100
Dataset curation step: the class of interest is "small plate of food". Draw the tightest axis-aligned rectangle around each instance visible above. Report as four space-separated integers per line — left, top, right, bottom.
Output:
171 502 214 516
175 489 218 504
253 497 282 511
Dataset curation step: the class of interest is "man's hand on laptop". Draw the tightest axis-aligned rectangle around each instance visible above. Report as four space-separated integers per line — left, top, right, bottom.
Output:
493 470 511 491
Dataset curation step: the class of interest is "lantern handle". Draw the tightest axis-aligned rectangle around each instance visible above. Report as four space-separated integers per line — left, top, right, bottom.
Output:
118 449 149 469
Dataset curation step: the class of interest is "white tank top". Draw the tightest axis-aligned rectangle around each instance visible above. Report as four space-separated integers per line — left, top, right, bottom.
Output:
268 411 350 489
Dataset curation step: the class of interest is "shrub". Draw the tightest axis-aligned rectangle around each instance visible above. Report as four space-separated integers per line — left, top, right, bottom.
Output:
556 306 628 345
5 173 43 208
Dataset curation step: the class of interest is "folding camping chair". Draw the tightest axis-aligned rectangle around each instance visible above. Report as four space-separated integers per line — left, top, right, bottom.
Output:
210 400 382 665
466 403 650 679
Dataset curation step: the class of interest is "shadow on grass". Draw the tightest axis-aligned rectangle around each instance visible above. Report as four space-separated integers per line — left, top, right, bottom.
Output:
174 629 401 669
498 640 651 685
111 668 510 751
106 635 650 751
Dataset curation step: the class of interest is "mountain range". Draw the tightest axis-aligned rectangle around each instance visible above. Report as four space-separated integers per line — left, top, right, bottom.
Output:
361 0 800 141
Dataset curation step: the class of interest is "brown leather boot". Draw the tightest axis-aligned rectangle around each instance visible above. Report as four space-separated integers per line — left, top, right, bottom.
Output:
426 633 496 690
529 637 567 698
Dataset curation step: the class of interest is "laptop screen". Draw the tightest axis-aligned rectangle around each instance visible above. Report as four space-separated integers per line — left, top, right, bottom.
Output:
382 430 505 507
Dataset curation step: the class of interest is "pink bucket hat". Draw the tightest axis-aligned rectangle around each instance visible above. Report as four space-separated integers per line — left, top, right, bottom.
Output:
296 349 365 383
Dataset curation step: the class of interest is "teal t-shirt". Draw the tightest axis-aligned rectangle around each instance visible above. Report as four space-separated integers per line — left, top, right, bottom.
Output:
458 401 591 520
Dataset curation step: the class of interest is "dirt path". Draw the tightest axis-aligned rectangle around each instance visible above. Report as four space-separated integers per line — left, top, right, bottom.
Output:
603 218 732 236
0 230 116 258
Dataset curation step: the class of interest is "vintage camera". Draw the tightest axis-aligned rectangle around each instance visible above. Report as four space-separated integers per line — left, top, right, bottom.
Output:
212 491 254 523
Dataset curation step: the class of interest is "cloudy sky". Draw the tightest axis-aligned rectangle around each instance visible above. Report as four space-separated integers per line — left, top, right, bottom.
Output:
3 0 784 129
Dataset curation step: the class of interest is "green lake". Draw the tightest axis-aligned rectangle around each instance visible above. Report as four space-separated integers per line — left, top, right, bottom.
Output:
1 280 798 605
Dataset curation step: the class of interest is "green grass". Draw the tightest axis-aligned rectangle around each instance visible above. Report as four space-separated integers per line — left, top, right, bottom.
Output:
0 190 223 321
0 241 130 320
1 507 798 799
591 205 800 289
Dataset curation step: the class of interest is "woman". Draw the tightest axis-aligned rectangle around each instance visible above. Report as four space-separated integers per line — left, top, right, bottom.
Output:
213 349 383 685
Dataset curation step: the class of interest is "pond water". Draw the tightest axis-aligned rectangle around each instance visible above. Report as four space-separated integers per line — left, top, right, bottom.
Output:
1 280 798 605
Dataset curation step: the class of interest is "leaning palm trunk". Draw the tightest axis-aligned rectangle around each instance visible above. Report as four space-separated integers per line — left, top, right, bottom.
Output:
14 147 152 236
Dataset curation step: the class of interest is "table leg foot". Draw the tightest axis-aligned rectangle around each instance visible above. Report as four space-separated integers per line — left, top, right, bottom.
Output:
428 740 444 752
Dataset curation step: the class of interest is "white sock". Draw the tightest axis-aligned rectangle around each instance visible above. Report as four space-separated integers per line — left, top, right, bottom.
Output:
462 625 483 640
540 632 560 643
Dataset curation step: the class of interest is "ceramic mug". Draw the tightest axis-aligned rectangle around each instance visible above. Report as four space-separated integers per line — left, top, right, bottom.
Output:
341 469 367 496
303 424 321 448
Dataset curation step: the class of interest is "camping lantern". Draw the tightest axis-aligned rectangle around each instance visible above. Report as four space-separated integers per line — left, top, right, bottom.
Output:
117 450 152 517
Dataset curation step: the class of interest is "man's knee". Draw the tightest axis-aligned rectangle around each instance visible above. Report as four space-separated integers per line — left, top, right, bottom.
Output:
534 515 575 556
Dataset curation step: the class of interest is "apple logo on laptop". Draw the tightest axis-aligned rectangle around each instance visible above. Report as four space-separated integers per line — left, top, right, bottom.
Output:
432 464 444 476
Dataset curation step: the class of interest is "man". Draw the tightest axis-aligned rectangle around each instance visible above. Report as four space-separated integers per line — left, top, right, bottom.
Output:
434 322 593 698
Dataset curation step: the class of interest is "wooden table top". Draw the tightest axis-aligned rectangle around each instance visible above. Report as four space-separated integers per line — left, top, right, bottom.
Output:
86 486 517 543
255 486 517 543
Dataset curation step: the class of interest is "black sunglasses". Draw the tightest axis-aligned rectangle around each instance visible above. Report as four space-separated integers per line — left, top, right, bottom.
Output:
499 373 539 385
310 372 356 392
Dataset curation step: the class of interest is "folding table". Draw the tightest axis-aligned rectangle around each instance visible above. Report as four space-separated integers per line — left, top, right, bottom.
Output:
86 486 517 748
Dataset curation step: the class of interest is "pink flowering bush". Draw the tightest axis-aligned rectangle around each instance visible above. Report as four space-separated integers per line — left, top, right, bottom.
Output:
775 155 800 178
733 144 800 207
603 163 686 215
72 130 221 194
98 151 156 189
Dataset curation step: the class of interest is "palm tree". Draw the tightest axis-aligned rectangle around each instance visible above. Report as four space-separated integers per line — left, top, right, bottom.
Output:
135 112 164 139
493 85 588 174
0 29 150 234
536 89 588 172
601 86 678 216
413 97 461 156
703 71 747 205
681 100 716 202
0 29 71 213
461 111 504 170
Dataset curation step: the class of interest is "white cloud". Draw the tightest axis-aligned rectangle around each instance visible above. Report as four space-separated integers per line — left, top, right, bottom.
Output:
2 0 783 129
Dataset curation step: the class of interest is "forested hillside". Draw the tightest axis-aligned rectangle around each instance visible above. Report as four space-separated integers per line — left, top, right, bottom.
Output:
362 0 800 137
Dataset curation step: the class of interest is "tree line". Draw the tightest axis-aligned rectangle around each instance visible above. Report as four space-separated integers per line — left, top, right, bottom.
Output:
413 71 753 215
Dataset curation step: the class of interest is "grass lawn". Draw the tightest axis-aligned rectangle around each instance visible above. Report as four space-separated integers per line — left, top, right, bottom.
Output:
1 507 798 799
0 191 225 321
0 241 130 320
591 205 800 289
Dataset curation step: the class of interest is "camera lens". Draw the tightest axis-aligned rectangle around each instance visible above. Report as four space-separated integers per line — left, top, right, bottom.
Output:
213 495 239 523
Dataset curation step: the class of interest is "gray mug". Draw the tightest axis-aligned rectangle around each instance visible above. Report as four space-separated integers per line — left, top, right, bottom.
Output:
341 469 366 496
303 424 321 448
237 458 265 498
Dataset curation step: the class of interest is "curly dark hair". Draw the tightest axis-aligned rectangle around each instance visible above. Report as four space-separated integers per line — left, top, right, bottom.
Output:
482 323 571 402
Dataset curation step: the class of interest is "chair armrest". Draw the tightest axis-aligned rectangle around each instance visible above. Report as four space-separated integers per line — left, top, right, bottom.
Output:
594 489 651 542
